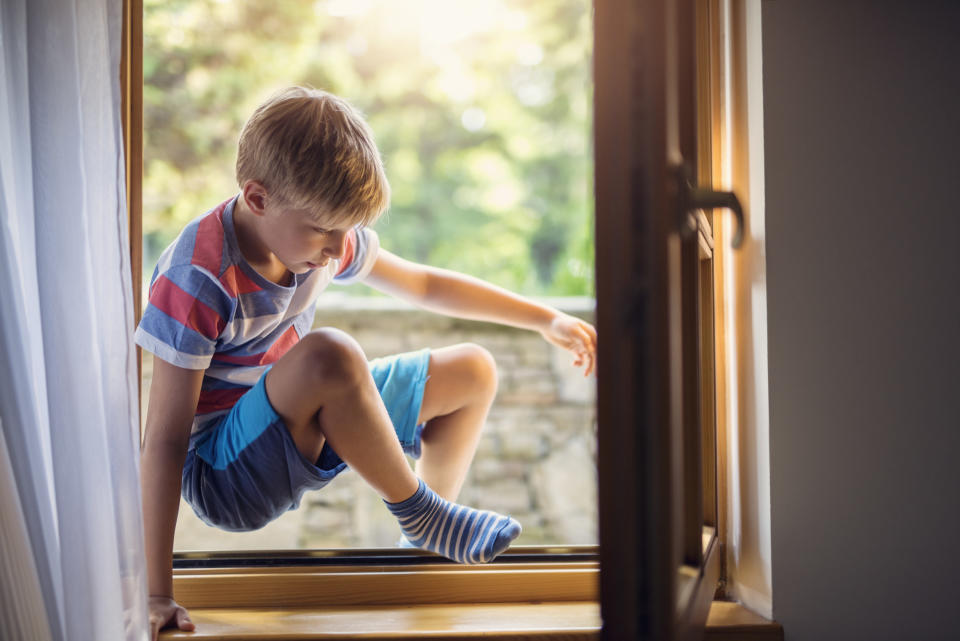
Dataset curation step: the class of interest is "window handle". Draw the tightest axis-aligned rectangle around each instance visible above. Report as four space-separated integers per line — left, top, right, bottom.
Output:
675 164 745 249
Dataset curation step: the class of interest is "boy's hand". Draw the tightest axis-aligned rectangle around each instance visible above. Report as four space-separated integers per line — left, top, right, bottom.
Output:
540 312 598 377
149 596 194 640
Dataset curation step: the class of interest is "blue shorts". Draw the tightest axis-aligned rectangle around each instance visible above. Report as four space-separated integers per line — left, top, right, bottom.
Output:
182 348 431 532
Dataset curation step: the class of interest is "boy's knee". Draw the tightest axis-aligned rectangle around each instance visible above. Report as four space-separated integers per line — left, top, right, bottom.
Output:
455 343 498 396
296 328 368 389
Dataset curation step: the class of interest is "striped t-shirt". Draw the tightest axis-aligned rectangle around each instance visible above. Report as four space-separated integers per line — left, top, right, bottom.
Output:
134 195 379 440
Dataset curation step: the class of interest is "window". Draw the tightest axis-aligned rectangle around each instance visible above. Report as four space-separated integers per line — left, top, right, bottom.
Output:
139 0 597 554
124 0 750 637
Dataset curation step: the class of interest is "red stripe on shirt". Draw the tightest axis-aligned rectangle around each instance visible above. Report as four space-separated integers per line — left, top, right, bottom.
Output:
334 228 357 278
191 200 229 273
263 325 300 363
150 275 224 340
213 351 268 366
214 325 300 367
220 264 262 297
196 387 248 415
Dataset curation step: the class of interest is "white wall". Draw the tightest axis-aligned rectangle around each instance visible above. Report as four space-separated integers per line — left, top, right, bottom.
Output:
762 2 960 639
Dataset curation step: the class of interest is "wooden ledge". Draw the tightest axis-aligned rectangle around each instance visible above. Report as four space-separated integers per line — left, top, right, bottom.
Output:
161 601 783 641
167 559 601 639
165 562 780 640
163 602 601 640
161 600 781 640
705 601 783 641
173 563 599 609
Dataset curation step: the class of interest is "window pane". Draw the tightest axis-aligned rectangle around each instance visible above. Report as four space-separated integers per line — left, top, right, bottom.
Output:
142 0 595 551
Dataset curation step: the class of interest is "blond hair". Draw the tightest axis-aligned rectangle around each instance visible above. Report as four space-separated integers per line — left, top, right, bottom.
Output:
236 86 389 227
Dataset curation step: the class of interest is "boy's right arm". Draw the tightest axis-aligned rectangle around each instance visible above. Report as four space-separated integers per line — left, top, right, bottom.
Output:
140 356 204 639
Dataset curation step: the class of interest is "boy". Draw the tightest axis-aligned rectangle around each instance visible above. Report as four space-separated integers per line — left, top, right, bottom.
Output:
137 86 597 638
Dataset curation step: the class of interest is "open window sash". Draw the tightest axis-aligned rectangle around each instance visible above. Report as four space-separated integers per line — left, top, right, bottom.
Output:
595 0 725 639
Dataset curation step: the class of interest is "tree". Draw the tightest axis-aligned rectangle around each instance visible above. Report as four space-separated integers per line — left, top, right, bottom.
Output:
143 0 594 297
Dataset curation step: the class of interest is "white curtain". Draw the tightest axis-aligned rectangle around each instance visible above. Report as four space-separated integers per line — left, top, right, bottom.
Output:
0 0 148 639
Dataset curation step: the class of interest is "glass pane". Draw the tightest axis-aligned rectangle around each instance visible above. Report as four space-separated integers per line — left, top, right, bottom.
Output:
141 0 596 552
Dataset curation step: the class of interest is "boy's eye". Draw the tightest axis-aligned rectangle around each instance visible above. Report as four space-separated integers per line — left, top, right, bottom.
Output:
312 227 329 235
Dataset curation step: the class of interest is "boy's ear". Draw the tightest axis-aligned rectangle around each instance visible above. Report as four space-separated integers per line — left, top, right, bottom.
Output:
241 180 269 216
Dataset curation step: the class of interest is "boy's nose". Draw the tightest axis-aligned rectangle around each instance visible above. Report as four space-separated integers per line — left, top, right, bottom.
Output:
323 230 348 258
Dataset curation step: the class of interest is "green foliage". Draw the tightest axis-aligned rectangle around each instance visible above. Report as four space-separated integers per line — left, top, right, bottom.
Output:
144 0 594 296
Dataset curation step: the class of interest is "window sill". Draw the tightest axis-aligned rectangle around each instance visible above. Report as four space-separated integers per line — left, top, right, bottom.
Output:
162 602 601 640
160 599 782 640
704 601 784 641
167 551 600 640
164 549 780 640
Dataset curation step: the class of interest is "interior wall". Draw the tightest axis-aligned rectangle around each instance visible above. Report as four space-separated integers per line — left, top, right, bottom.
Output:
761 2 960 639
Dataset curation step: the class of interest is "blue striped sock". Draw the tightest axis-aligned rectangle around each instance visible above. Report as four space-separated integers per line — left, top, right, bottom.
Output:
385 479 521 564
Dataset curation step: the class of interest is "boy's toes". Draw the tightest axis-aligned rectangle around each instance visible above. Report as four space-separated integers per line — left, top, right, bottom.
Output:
396 535 416 549
490 517 522 560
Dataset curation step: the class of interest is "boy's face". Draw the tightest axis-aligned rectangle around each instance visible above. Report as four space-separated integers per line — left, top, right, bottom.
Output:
260 202 353 275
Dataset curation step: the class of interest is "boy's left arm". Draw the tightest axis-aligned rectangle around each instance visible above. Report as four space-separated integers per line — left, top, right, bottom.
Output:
363 249 597 376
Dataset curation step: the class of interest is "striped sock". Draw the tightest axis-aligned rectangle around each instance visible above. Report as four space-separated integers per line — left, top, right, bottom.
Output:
385 479 521 564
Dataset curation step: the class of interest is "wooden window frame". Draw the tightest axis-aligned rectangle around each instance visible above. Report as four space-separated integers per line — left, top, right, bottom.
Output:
120 0 736 636
122 0 144 415
595 0 734 638
119 0 600 614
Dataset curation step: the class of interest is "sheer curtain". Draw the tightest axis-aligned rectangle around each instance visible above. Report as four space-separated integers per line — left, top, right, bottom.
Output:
0 0 148 640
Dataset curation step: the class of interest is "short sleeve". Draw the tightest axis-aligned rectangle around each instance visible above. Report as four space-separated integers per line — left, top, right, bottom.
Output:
333 227 380 284
134 265 234 369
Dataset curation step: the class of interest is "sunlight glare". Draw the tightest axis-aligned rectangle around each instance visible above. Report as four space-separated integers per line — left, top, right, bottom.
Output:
516 42 544 66
323 0 373 19
318 1 522 67
418 0 504 47
439 65 476 102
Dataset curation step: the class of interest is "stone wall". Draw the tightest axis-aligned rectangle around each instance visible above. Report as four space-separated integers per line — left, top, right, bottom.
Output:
153 296 597 551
